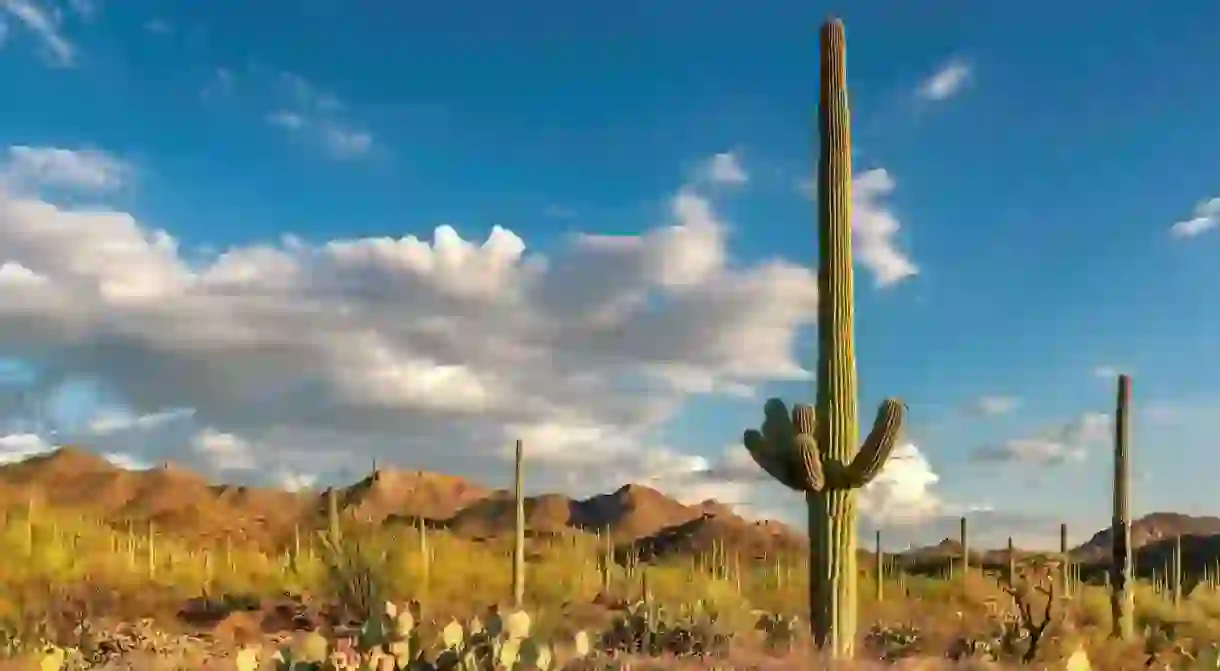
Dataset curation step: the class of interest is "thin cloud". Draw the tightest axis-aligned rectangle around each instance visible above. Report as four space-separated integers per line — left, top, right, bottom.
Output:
0 0 77 67
917 59 971 101
964 395 1020 417
1170 197 1219 239
700 151 748 186
1 146 130 193
972 412 1110 467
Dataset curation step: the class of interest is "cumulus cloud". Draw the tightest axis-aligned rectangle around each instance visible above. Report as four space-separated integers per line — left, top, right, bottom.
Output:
972 412 1110 466
917 59 971 102
858 443 942 525
699 152 748 186
0 431 51 464
851 169 919 286
0 0 77 66
0 146 824 505
798 167 918 287
964 395 1019 417
1170 197 1220 239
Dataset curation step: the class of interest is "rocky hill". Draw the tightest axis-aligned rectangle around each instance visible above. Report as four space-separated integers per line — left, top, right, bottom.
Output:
3 446 1219 573
0 447 804 559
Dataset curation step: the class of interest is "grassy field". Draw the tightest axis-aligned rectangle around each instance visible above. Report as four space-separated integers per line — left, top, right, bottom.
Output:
3 502 1220 669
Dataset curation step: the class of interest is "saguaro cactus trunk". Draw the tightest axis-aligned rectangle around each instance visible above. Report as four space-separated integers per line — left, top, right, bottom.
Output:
740 18 906 660
1110 374 1134 640
512 438 526 608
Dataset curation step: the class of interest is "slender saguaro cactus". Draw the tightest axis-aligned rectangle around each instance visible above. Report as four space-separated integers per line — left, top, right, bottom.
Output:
1172 534 1182 608
740 18 906 660
1110 374 1134 640
874 529 884 602
959 516 970 591
1059 522 1071 597
1006 536 1016 585
512 438 526 608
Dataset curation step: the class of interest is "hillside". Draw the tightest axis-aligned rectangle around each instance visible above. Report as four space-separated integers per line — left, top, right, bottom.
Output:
0 446 806 559
4 446 1220 573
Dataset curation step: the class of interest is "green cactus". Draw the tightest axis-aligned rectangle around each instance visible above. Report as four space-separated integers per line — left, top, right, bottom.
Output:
1111 373 1134 640
512 439 526 609
740 18 905 661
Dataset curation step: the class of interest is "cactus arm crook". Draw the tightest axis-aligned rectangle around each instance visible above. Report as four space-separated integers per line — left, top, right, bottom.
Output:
743 430 806 491
794 433 826 491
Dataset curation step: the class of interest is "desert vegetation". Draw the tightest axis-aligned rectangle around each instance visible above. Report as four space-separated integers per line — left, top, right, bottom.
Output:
2 14 1218 671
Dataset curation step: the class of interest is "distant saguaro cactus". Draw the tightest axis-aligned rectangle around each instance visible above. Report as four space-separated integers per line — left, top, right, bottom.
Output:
1110 373 1134 640
741 17 906 661
512 438 526 608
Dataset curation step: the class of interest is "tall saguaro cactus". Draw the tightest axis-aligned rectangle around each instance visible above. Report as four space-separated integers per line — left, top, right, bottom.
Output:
741 18 906 660
512 438 526 608
1110 374 1134 640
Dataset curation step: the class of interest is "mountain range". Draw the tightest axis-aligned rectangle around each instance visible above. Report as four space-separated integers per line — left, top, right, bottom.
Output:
3 446 1219 578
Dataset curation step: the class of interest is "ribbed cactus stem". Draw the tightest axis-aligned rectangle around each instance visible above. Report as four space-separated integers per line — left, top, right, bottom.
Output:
1110 373 1134 640
874 529 883 602
1059 522 1071 597
1172 534 1182 607
147 520 156 579
327 488 341 545
1007 536 1016 585
959 516 969 592
418 517 430 608
512 438 526 608
738 19 905 660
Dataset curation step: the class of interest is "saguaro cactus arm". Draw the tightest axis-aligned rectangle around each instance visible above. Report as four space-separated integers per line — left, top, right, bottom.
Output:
744 397 902 491
742 399 825 492
838 399 906 487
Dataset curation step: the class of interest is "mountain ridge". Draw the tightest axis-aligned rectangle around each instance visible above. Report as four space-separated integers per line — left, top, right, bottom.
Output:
3 446 1219 569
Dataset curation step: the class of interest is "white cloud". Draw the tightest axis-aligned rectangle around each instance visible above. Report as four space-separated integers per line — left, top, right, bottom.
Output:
917 59 971 102
0 432 52 464
796 168 918 288
2 146 130 194
101 451 152 470
191 428 257 472
1170 197 1220 238
0 0 76 66
0 149 823 501
261 71 375 160
321 126 373 159
965 395 1019 417
858 443 942 525
700 151 748 186
851 169 919 286
972 412 1110 466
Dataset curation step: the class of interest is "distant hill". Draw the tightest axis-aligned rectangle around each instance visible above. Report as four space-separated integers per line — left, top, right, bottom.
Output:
3 446 1218 575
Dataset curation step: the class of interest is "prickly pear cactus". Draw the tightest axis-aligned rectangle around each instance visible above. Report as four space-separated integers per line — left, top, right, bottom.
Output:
740 18 906 662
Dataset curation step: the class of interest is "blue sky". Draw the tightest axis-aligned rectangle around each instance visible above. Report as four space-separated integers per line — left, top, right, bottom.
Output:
0 0 1218 549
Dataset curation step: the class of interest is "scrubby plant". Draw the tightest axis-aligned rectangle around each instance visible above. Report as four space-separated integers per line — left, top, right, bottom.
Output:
227 602 590 671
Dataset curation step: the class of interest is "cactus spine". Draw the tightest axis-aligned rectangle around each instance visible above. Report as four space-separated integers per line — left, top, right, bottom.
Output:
1110 373 1134 640
740 18 905 660
512 438 526 608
